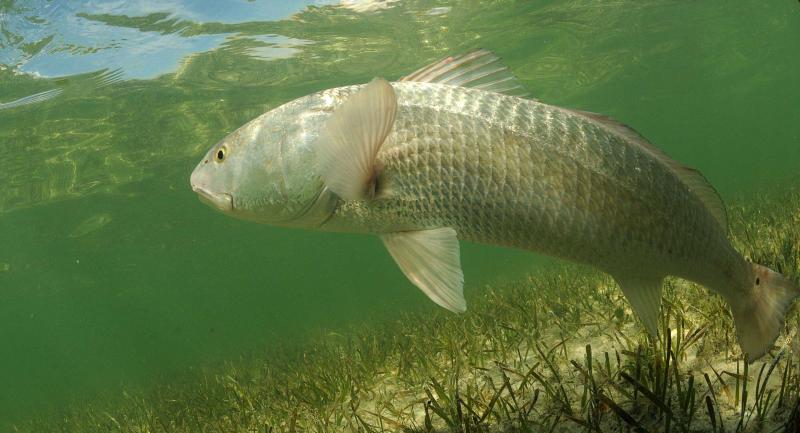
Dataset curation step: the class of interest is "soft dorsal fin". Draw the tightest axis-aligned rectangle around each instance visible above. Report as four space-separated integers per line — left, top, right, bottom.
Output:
571 109 728 230
316 78 397 200
400 49 530 98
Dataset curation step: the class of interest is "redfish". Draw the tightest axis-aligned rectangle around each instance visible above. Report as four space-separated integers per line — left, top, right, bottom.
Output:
190 50 798 359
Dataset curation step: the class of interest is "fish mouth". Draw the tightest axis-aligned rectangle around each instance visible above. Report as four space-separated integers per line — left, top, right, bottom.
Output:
192 185 233 212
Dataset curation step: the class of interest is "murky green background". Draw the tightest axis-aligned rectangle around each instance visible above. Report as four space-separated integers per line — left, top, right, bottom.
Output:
0 0 798 427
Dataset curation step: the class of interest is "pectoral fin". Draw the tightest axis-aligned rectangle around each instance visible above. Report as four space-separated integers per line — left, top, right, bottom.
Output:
316 77 397 200
614 274 664 338
381 228 466 313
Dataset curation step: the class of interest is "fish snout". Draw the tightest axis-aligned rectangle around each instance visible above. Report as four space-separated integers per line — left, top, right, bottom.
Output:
192 184 233 212
190 168 233 212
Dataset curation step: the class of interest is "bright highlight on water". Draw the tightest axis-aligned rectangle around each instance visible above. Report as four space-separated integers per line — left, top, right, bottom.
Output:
190 50 799 361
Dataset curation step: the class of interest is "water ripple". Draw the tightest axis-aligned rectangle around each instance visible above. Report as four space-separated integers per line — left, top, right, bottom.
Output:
90 68 126 88
0 88 63 110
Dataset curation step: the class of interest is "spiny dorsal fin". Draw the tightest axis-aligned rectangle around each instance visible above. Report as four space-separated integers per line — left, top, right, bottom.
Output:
571 109 728 231
400 49 530 98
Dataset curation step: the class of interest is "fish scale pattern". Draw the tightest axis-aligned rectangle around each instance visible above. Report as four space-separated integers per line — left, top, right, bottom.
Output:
332 82 743 283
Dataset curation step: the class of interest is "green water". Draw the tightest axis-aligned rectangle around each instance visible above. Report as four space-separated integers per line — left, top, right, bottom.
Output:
0 0 798 427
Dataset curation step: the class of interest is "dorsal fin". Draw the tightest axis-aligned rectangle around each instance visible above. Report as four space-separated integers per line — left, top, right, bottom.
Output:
572 109 728 230
400 49 530 98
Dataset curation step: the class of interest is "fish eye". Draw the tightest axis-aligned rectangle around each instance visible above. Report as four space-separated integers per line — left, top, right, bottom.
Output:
215 146 226 162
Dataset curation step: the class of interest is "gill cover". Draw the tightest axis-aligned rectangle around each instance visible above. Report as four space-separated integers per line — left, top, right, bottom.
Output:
191 101 330 225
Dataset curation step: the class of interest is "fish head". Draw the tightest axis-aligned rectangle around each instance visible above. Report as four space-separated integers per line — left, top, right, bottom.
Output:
190 138 235 214
190 94 337 226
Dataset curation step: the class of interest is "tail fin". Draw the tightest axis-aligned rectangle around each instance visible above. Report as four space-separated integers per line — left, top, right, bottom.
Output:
729 264 799 360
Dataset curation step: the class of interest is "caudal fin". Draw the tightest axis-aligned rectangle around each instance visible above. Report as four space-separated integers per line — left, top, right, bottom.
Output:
729 264 799 360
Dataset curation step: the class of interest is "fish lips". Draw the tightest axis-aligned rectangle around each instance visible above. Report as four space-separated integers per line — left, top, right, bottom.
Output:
192 185 233 212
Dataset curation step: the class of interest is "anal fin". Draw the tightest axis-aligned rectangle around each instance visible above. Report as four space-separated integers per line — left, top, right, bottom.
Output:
381 228 466 313
614 274 664 338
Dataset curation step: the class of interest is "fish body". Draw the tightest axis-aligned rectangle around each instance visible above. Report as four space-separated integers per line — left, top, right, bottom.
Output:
323 82 732 282
190 51 798 359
